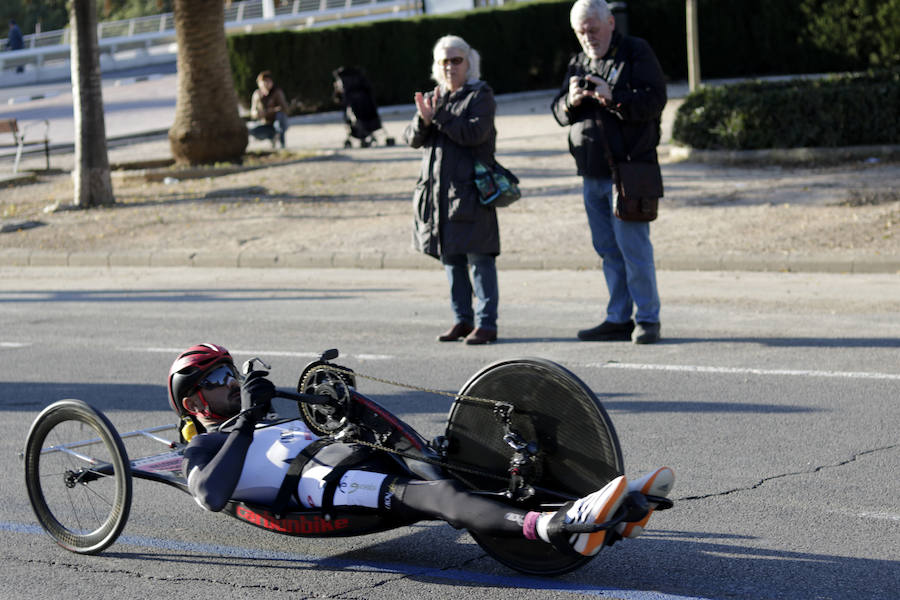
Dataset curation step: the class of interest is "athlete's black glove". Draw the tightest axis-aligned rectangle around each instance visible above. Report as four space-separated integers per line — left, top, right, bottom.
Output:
240 370 275 421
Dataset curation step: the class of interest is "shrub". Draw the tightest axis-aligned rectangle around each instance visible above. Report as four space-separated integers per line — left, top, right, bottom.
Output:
672 70 900 149
226 0 900 119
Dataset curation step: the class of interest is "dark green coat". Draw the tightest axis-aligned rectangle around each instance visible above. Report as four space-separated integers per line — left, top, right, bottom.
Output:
404 81 500 259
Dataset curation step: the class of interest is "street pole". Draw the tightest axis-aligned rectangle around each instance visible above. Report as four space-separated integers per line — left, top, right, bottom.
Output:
686 0 701 91
263 0 275 20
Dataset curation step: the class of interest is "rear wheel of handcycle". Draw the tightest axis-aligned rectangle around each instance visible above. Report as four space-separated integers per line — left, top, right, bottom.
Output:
23 399 132 554
444 358 623 576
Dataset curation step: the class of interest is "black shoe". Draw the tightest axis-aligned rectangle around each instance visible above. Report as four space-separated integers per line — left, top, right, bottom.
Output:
632 321 661 344
577 320 635 341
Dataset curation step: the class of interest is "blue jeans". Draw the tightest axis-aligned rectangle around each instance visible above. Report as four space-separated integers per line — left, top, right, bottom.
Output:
441 253 498 330
249 111 289 147
583 176 660 324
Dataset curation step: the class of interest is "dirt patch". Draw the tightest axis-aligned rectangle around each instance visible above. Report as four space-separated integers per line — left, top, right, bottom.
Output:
1 135 898 267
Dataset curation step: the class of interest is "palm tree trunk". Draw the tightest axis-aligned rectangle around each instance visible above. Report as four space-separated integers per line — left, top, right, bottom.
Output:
70 0 115 208
169 0 247 165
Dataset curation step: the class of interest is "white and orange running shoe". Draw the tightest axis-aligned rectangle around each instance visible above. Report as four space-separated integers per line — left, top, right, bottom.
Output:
616 466 675 539
537 475 628 556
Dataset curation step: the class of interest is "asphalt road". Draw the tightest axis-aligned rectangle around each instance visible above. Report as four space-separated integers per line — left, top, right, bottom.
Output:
1 266 898 599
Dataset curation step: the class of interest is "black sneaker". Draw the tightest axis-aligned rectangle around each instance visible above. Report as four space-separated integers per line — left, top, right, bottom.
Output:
632 321 661 344
577 320 635 341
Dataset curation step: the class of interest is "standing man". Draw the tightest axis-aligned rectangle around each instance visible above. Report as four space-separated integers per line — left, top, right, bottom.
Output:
552 0 666 344
6 19 24 73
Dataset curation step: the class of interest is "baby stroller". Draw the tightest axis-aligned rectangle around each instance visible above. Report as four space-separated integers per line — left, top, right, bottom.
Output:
332 66 395 148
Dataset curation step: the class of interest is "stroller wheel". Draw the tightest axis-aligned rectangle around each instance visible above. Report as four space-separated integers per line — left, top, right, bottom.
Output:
344 139 352 148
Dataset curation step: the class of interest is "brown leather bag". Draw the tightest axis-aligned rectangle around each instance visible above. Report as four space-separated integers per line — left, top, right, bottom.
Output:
613 161 663 222
594 117 663 222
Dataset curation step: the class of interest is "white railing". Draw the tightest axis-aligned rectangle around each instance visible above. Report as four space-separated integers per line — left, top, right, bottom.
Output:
0 0 422 78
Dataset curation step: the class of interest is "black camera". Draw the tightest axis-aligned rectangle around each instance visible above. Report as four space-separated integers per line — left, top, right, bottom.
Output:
578 75 598 91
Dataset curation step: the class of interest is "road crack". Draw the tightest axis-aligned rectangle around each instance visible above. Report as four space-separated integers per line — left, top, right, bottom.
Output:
677 443 899 501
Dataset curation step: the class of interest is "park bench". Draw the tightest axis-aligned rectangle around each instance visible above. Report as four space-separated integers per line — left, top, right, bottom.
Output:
0 118 50 173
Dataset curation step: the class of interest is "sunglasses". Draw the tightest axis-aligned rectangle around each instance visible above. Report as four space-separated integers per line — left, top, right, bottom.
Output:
196 365 238 392
438 56 465 66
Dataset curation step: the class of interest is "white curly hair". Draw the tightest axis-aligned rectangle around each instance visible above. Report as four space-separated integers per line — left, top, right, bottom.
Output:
431 35 481 89
569 0 612 29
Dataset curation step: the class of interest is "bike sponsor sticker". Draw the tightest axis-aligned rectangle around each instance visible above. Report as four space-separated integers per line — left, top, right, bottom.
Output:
235 505 349 534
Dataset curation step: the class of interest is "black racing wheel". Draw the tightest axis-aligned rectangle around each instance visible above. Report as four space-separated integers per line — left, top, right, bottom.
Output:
444 358 623 576
23 399 132 554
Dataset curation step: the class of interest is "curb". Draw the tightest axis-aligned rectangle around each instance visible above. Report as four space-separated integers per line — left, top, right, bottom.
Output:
0 171 37 185
1 248 897 274
669 144 900 165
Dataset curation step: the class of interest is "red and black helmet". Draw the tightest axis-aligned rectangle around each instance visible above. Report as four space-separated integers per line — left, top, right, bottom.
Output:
167 343 234 417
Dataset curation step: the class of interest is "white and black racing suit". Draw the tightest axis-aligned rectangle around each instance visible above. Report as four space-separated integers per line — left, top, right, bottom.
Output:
182 412 529 537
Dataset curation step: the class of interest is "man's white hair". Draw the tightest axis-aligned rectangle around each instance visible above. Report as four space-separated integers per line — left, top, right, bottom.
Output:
570 0 612 29
431 35 481 88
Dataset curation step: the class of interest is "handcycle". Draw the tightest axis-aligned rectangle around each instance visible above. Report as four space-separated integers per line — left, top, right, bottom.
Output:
22 350 672 576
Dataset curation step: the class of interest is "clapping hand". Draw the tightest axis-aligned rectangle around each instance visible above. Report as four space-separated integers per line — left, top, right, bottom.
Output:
414 86 441 125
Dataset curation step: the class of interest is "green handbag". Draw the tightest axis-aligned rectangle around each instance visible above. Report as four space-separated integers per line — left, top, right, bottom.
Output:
473 160 521 208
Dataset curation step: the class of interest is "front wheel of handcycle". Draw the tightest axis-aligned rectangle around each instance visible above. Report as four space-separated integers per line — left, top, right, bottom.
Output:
23 399 133 554
444 358 624 576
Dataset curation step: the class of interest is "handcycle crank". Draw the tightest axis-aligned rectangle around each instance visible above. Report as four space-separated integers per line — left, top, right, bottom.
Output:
494 402 539 501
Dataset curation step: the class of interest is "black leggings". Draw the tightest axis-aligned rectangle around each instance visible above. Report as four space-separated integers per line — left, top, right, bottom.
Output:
307 443 527 537
388 477 527 537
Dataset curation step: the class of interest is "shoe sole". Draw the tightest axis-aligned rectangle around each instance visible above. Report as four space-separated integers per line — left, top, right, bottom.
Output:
620 467 674 538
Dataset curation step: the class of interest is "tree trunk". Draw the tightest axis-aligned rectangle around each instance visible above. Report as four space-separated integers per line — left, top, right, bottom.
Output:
70 0 115 208
169 0 247 165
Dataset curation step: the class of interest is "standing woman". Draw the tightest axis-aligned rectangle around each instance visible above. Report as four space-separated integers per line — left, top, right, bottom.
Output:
404 35 500 345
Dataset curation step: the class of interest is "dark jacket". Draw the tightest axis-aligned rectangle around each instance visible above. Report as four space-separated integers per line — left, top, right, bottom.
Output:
551 32 666 179
404 80 499 258
6 23 24 51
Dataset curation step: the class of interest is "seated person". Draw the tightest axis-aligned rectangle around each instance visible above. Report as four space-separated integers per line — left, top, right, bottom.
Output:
168 343 675 557
249 70 289 148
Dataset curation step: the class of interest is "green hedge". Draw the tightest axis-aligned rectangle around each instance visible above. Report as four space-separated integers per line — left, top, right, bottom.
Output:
226 0 900 115
627 0 899 79
672 70 900 149
227 1 579 113
625 0 817 80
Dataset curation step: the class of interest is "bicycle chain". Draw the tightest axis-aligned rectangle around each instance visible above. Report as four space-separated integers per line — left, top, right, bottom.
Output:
305 364 503 407
299 364 513 485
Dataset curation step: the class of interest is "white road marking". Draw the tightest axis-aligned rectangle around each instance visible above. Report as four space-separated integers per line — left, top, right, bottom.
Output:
139 347 391 361
827 510 900 522
591 362 900 381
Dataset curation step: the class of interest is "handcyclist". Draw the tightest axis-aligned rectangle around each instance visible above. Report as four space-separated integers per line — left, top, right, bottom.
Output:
168 343 675 556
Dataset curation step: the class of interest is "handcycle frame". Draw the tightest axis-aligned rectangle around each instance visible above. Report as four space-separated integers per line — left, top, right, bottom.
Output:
22 351 671 576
